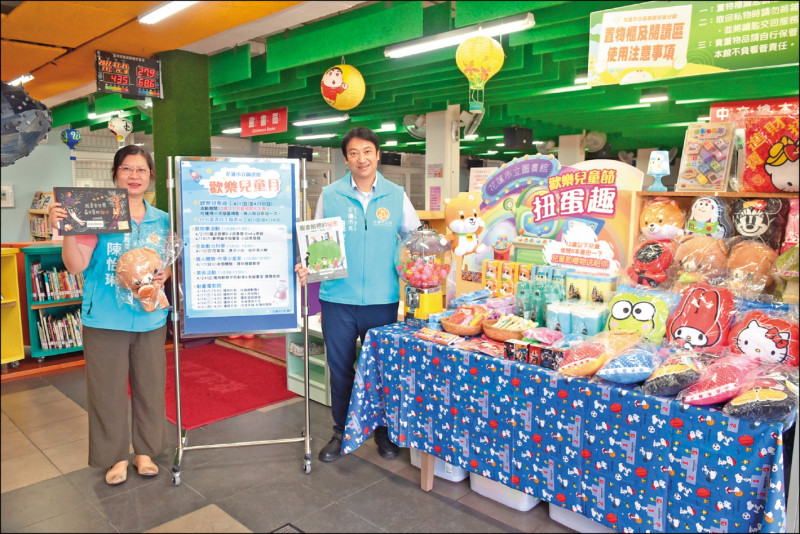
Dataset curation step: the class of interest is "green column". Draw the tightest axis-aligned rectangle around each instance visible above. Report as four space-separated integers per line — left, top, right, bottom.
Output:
152 50 211 211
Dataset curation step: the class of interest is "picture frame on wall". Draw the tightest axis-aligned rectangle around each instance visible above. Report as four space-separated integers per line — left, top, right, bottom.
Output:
1 184 14 208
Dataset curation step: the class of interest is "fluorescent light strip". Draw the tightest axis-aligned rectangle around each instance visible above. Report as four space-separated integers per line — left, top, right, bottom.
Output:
381 122 396 131
538 85 591 95
384 12 534 59
292 114 349 127
383 140 398 146
139 1 198 24
406 141 426 145
296 133 337 140
485 135 504 140
697 116 710 121
463 134 479 141
496 143 505 147
574 75 588 85
88 110 123 119
640 94 669 103
222 127 242 134
604 103 652 111
8 74 34 86
676 98 718 105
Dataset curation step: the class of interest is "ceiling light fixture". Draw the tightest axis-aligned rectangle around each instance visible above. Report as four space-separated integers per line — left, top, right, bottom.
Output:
221 127 242 134
384 12 534 59
485 135 504 140
296 133 337 140
139 1 198 24
676 98 717 105
463 134 479 140
604 103 652 111
383 140 398 146
496 143 505 147
574 70 588 85
88 110 123 120
292 114 349 127
379 121 396 132
697 115 710 121
8 74 34 86
640 91 669 103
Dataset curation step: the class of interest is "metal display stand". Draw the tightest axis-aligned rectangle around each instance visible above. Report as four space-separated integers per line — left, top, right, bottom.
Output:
166 156 313 485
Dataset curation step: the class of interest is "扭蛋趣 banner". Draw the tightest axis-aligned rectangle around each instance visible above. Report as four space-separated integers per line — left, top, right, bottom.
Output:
588 1 799 86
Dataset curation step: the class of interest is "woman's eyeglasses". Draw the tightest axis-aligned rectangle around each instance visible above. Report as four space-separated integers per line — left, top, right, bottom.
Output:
118 166 151 176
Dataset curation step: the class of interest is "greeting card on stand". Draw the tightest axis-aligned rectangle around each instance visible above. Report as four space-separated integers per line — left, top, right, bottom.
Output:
53 187 131 235
741 114 799 193
676 122 735 192
296 217 347 283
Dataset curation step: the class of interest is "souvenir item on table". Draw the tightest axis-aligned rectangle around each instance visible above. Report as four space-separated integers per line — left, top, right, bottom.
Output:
482 259 500 296
773 245 799 304
441 304 488 336
676 122 735 192
482 314 537 342
781 198 799 255
595 344 664 384
641 350 715 397
454 336 505 359
726 240 778 298
678 354 758 405
732 198 788 251
639 196 685 242
397 229 451 320
116 247 170 312
443 194 488 257
606 290 671 343
413 327 464 346
626 240 674 289
741 114 799 193
515 281 534 320
558 330 641 377
726 310 799 366
685 196 733 239
667 283 735 353
570 304 607 337
671 234 729 293
521 326 564 346
723 365 799 423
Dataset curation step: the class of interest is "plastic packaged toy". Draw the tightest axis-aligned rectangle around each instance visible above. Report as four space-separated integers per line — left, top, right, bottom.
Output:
676 122 736 192
726 240 778 298
678 354 758 405
781 198 799 255
667 283 735 353
684 196 734 239
448 304 489 326
558 330 642 377
595 344 664 384
726 309 799 366
672 234 729 293
641 350 715 397
626 240 674 289
732 198 788 251
606 290 671 343
116 236 181 313
639 196 685 242
741 114 799 193
723 365 798 422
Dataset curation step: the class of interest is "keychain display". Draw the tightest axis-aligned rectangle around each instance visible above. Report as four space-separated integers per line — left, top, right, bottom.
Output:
676 122 736 192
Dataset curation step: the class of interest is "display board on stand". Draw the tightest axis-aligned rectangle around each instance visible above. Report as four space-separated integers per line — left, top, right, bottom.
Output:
175 157 300 336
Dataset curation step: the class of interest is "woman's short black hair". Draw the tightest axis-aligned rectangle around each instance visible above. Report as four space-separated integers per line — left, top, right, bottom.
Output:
111 145 155 183
341 127 380 157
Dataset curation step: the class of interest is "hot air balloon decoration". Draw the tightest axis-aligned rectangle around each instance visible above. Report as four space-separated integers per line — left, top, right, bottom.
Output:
455 36 505 114
108 117 133 148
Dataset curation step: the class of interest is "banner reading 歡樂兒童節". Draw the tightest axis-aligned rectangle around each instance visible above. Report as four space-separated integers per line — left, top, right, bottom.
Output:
588 1 799 86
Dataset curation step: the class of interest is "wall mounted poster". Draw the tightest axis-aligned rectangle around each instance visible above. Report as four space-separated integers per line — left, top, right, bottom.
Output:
176 157 300 336
53 187 131 235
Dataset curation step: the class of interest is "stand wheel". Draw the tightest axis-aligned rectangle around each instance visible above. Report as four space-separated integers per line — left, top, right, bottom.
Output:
302 459 311 474
172 467 181 486
10 360 20 369
301 429 305 437
36 357 45 363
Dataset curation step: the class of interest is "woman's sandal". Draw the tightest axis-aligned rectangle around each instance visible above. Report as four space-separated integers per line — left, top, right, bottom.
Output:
132 455 159 477
105 460 128 486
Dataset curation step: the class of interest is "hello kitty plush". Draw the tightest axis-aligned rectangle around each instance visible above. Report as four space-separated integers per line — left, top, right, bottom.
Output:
727 310 799 366
443 194 488 257
765 135 799 192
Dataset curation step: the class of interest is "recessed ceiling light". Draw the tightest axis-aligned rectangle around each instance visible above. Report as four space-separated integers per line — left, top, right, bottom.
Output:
8 74 34 86
292 114 349 127
221 127 242 134
139 1 198 24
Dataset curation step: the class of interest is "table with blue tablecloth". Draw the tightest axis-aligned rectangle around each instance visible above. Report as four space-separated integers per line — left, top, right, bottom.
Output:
342 323 791 533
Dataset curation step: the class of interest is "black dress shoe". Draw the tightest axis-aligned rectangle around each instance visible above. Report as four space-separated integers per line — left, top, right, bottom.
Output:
373 426 399 459
319 432 343 462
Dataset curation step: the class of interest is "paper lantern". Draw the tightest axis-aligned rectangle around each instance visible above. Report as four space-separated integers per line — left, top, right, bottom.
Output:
320 64 365 111
1 81 52 167
108 117 133 146
455 36 504 113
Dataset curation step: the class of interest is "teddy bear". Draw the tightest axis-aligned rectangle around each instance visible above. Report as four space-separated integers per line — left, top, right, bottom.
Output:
443 193 487 257
726 240 778 298
672 234 729 293
640 196 685 242
116 247 169 312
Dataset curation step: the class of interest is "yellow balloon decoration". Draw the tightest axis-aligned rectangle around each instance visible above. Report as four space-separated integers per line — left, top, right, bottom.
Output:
455 36 504 113
320 64 365 111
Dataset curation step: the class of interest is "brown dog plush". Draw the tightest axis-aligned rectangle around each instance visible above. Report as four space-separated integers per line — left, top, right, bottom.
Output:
116 247 169 312
727 240 778 297
673 234 729 292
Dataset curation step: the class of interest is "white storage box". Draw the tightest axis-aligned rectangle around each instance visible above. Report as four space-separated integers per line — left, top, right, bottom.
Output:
409 448 468 482
469 472 540 512
549 504 614 533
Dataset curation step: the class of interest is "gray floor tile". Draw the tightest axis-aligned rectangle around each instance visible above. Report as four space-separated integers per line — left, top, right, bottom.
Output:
18 503 116 533
43 368 89 411
292 504 387 533
0 476 88 532
0 376 49 395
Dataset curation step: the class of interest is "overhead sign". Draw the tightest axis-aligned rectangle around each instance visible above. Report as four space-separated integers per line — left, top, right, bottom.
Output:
588 1 799 86
95 50 162 99
240 107 288 137
710 96 799 129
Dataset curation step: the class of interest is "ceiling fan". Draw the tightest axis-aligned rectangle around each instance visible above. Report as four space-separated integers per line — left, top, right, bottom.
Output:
618 150 635 165
459 110 485 136
536 140 558 155
402 114 426 139
582 130 608 153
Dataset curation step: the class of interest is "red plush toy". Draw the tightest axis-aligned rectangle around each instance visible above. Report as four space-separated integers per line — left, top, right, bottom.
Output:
627 240 674 288
726 310 799 366
667 283 735 353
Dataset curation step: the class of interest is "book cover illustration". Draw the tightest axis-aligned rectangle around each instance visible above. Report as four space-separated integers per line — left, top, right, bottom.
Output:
296 217 347 283
53 187 131 235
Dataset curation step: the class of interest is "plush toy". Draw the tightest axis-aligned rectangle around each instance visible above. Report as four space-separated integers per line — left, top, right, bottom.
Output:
723 366 798 422
685 196 733 239
558 330 641 376
116 247 169 313
626 240 673 288
606 291 671 343
672 234 729 292
667 283 735 353
679 355 756 405
732 198 788 250
640 196 685 241
726 310 799 366
595 345 663 384
443 194 488 257
726 240 778 297
641 350 713 397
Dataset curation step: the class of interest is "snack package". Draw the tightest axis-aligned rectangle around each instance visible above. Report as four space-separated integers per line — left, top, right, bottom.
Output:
723 365 799 423
454 337 505 359
414 327 463 346
726 309 799 366
741 114 799 193
671 235 730 293
667 283 735 353
448 304 489 326
781 198 799 255
558 330 642 377
684 196 734 239
678 354 758 405
732 198 788 251
606 289 673 343
639 196 685 242
595 343 665 384
641 350 715 397
626 240 675 289
116 236 181 313
522 326 564 346
676 122 736 192
726 239 779 299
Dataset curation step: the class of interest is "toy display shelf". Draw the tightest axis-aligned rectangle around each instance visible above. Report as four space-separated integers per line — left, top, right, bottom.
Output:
1 248 25 367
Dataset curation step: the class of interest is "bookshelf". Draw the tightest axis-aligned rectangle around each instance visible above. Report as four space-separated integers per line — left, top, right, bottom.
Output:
22 243 84 362
1 248 25 367
28 191 54 241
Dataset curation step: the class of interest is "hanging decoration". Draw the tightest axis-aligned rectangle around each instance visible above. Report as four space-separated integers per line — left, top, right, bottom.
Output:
320 64 365 111
60 128 82 160
455 36 505 114
108 117 133 147
1 81 53 167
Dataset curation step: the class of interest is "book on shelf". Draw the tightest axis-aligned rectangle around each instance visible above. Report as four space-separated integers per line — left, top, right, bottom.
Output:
37 309 83 350
30 191 53 211
29 262 84 301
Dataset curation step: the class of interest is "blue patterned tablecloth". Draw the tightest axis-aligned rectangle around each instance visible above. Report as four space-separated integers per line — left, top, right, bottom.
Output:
343 323 789 533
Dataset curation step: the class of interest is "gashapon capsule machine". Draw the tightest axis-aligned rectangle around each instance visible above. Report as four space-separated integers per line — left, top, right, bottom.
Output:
396 229 451 320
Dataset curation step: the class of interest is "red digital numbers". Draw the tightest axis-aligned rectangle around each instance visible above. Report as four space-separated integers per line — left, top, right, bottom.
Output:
136 66 156 78
109 74 129 85
137 78 156 89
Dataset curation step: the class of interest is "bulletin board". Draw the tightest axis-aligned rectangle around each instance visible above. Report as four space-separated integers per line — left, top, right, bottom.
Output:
175 156 300 336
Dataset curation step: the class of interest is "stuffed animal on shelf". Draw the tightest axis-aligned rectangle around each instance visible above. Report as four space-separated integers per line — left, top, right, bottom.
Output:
685 196 733 239
672 234 729 292
726 240 778 297
726 310 799 366
443 194 487 257
639 196 685 241
116 247 169 313
732 198 787 250
626 240 673 288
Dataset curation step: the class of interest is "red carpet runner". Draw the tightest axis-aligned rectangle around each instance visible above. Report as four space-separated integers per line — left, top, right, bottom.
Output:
164 343 297 429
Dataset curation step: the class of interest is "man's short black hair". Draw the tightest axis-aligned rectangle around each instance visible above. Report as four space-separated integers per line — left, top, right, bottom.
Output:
341 127 380 157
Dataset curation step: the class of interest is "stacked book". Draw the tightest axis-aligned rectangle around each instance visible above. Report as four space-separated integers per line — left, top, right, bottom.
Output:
30 261 84 301
36 309 83 350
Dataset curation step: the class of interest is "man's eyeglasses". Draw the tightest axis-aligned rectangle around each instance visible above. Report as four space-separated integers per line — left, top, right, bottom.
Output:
118 166 151 176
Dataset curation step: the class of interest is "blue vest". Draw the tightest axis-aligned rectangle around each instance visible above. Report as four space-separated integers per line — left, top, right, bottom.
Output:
81 200 170 332
319 172 404 305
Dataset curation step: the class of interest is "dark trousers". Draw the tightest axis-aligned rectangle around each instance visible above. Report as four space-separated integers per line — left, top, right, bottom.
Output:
320 300 398 434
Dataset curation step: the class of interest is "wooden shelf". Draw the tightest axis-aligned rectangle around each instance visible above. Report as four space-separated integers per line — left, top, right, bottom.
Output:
637 190 797 199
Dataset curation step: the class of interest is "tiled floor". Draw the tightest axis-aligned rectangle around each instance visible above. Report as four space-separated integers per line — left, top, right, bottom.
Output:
1 366 577 533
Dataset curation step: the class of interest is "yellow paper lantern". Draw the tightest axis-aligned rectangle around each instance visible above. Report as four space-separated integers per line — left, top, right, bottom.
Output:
320 64 365 111
455 36 504 113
